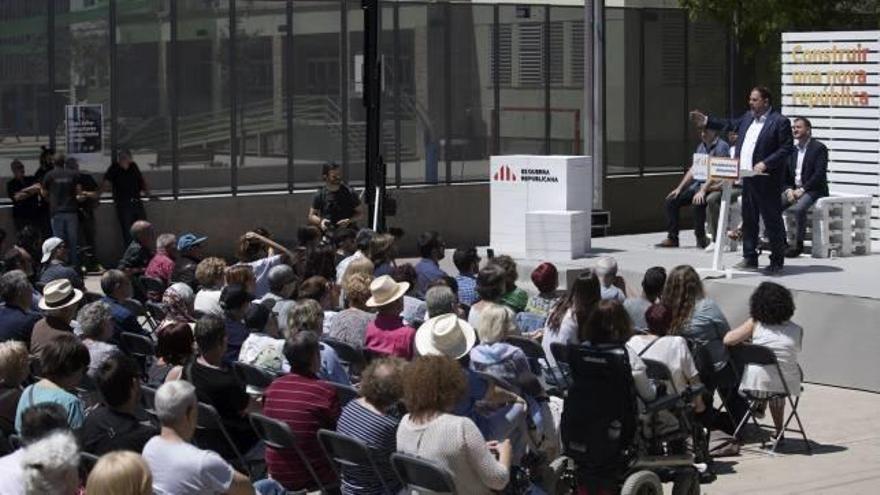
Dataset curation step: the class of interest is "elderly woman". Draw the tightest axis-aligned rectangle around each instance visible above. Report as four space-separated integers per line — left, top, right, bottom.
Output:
21 430 80 495
147 321 195 386
336 357 406 494
16 334 90 431
193 257 227 317
396 355 511 495
489 255 529 313
288 299 350 385
76 301 121 378
0 341 30 434
328 272 375 349
85 451 153 495
158 282 196 330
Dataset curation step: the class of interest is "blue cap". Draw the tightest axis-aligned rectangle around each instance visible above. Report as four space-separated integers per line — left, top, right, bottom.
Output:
177 233 207 252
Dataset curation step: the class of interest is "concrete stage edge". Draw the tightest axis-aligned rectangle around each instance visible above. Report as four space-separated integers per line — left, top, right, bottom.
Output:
472 232 880 393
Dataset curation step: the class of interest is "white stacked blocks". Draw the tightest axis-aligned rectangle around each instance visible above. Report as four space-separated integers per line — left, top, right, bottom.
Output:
490 155 592 260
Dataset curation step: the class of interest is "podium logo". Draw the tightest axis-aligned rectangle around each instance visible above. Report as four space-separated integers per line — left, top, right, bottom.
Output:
493 165 517 182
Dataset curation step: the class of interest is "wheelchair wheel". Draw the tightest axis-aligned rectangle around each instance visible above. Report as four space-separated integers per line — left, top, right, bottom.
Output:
671 469 701 495
620 470 662 495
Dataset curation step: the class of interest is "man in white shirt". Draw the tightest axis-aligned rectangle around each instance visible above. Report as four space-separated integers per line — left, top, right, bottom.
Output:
142 380 254 495
781 117 828 257
691 87 794 274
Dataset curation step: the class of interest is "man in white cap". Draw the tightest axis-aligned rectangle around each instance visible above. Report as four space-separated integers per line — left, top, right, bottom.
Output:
415 312 529 463
38 237 84 291
29 279 83 356
363 275 416 360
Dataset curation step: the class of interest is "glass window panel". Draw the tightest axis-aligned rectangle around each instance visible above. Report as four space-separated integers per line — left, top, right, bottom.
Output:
117 0 173 194
550 7 584 156
291 0 341 191
447 4 493 182
499 5 547 155
176 1 231 194
235 1 288 193
642 8 687 172
0 1 52 204
604 7 640 175
54 0 112 186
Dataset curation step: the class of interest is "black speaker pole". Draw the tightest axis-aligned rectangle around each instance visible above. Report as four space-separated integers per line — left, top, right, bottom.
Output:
362 0 385 232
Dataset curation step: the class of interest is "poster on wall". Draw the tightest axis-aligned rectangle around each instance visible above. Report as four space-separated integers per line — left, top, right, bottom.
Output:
65 104 103 158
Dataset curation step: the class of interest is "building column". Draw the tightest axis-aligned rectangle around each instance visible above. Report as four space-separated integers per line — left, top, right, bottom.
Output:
272 34 283 121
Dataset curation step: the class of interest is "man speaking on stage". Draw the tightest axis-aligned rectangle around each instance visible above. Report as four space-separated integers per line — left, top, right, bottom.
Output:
690 86 794 274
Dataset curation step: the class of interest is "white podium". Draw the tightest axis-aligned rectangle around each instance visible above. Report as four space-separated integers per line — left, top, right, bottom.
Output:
490 155 592 259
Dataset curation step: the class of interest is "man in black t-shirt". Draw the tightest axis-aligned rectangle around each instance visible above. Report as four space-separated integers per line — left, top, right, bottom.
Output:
70 160 101 272
6 160 42 234
101 150 153 245
41 156 82 266
308 162 363 233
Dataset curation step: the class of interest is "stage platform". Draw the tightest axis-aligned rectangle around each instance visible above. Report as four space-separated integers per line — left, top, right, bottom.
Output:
448 232 880 393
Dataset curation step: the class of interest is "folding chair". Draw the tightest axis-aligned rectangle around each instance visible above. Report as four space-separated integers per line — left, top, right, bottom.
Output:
504 335 565 388
195 402 251 476
514 311 547 334
120 298 155 332
321 338 366 380
325 381 360 407
232 361 277 391
80 452 100 478
390 452 458 494
643 358 679 394
120 331 155 376
249 413 337 494
317 429 394 494
140 275 167 303
730 344 811 454
549 342 572 388
145 300 166 328
140 385 158 425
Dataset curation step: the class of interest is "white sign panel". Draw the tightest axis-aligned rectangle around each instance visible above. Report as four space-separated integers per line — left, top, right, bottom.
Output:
490 155 592 257
781 31 880 247
709 157 740 180
691 153 709 182
65 104 103 158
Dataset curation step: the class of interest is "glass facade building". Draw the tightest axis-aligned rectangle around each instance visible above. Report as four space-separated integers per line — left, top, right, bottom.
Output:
0 0 729 200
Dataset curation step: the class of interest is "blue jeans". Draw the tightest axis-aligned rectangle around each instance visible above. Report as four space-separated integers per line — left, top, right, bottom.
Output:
51 212 79 266
782 190 819 245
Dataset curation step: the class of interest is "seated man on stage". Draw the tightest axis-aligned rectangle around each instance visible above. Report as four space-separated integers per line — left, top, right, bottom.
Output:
782 117 828 257
657 127 730 249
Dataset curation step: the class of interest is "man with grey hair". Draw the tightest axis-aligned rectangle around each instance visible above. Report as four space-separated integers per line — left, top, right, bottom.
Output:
0 270 41 344
145 232 178 285
100 269 149 340
76 300 120 377
594 256 626 302
425 285 458 319
117 219 155 277
21 430 80 495
259 264 298 332
142 380 255 495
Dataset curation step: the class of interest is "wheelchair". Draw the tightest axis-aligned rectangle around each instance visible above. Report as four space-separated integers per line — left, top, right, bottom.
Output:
547 343 709 495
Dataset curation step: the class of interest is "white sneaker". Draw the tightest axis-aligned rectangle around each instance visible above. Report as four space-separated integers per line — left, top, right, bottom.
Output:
704 242 715 252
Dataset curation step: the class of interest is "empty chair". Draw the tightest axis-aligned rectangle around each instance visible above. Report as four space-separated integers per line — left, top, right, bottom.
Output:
318 429 397 494
504 335 564 386
249 412 337 493
391 452 458 495
232 361 277 391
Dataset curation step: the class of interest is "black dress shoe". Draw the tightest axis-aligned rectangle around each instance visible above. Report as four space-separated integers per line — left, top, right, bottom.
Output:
696 236 709 249
785 246 803 258
733 259 759 271
763 264 784 276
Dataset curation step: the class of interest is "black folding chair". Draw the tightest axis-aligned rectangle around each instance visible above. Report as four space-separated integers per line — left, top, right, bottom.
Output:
321 338 366 380
643 358 678 394
195 402 251 475
80 451 100 478
317 429 394 494
324 381 360 407
390 452 457 494
145 300 166 328
232 361 277 391
120 331 155 376
120 298 155 332
549 342 572 388
504 335 565 390
140 275 167 303
249 413 337 494
730 344 811 454
140 385 158 424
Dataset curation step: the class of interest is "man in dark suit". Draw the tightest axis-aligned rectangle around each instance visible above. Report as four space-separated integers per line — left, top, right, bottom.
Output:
691 86 795 274
783 116 828 257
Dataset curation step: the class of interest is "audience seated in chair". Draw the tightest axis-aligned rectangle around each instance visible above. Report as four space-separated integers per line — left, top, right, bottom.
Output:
397 355 511 495
238 303 286 375
452 246 480 308
327 272 375 350
100 269 150 341
220 284 252 367
0 341 30 435
525 262 562 318
29 279 83 356
724 282 803 437
85 450 153 495
288 298 350 384
145 233 178 286
193 257 227 317
364 275 416 360
16 334 89 432
256 264 298 334
623 266 666 332
594 256 626 302
542 270 601 373
38 236 84 291
0 403 70 495
335 357 407 494
21 430 80 495
77 301 122 379
390 264 426 328
147 321 194 387
78 354 157 455
490 255 529 313
263 331 340 492
0 270 41 345
142 380 254 495
157 282 197 331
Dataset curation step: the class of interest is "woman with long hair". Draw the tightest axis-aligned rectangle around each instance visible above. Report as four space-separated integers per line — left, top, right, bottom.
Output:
542 270 601 371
